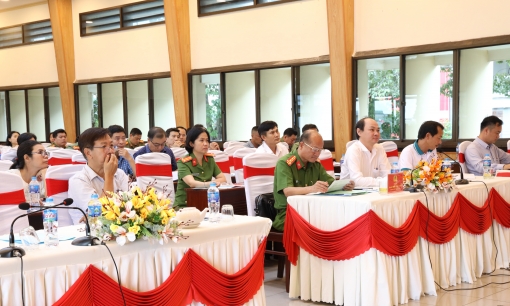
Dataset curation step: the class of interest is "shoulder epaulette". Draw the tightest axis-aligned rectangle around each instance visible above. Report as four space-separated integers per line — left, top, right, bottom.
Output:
181 156 192 163
286 155 297 166
205 153 215 157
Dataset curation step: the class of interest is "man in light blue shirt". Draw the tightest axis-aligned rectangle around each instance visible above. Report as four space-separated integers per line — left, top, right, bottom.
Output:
465 116 510 176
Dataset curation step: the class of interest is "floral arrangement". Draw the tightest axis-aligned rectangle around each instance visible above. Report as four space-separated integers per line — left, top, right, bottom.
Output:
404 158 455 193
96 185 186 246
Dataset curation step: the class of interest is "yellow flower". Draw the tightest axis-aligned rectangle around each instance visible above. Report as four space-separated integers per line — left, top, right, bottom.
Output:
128 223 140 234
167 209 176 218
140 208 148 219
105 210 117 221
161 217 168 225
132 196 144 209
113 205 120 215
99 197 110 205
110 224 119 232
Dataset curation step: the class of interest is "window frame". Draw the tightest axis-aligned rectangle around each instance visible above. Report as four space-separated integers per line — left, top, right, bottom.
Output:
0 19 53 50
197 0 302 17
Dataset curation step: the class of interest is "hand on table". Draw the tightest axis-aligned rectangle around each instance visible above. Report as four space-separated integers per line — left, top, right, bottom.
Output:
342 180 355 191
311 181 329 193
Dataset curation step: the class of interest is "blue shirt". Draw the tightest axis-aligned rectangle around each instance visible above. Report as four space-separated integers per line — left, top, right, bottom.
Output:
465 137 510 176
118 156 133 176
133 144 177 171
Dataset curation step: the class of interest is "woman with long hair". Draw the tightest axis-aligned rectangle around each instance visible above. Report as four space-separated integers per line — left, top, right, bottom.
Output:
5 131 19 147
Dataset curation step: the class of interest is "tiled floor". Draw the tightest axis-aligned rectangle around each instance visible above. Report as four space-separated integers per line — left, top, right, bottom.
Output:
264 260 510 306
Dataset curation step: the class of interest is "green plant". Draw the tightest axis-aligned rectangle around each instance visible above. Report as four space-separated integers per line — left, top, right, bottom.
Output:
205 84 222 141
367 69 400 139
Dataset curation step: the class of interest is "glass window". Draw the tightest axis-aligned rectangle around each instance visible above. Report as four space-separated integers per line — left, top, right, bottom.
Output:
126 80 149 137
192 74 223 141
78 84 98 134
27 89 45 140
24 20 53 43
48 87 64 133
9 90 26 133
299 63 333 140
122 0 164 28
356 57 400 140
225 71 256 141
102 82 124 129
0 92 7 139
153 78 175 129
0 26 22 48
459 45 510 138
81 9 121 35
405 51 453 140
199 0 253 15
260 67 293 132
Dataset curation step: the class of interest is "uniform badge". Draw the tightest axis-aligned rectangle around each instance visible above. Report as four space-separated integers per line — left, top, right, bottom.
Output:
286 155 296 166
192 158 197 167
181 156 192 163
296 161 302 170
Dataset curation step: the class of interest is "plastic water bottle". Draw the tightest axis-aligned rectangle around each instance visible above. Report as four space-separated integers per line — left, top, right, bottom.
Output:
88 194 101 233
207 182 220 223
442 159 451 172
28 176 40 211
43 197 59 246
483 154 492 179
390 162 400 174
456 143 460 162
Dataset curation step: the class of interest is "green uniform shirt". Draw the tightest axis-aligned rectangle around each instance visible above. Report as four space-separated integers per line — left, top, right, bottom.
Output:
174 152 222 209
273 151 334 231
290 142 299 153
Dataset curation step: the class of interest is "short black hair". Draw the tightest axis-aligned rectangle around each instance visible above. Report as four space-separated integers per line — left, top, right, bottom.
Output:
283 128 297 137
129 128 142 136
185 126 210 154
354 117 370 140
52 129 66 138
18 132 37 145
107 125 125 136
166 128 180 137
417 121 444 139
251 126 259 133
302 124 319 133
5 131 19 147
480 116 503 131
258 121 278 137
147 127 166 140
78 128 110 160
176 126 187 133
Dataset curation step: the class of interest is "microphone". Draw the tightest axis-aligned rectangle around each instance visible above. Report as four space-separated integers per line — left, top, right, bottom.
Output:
403 165 425 193
18 198 74 211
18 204 100 247
437 149 469 185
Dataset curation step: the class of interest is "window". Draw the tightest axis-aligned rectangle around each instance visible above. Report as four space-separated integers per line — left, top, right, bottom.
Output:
0 20 52 49
101 82 124 130
153 78 176 130
126 80 149 137
48 87 64 133
9 91 27 134
260 67 292 131
225 71 256 141
198 0 301 16
80 0 164 36
27 89 45 140
0 92 7 139
192 74 223 141
77 84 99 134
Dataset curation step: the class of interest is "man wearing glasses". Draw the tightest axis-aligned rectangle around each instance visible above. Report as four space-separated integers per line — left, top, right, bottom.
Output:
272 131 354 231
133 127 177 171
107 125 136 177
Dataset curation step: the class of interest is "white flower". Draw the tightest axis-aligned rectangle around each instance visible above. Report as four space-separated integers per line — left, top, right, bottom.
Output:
422 166 430 172
115 227 136 246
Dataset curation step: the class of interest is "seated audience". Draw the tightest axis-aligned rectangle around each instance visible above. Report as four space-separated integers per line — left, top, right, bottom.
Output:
107 125 136 177
1 132 37 161
49 131 55 145
126 128 144 149
281 128 298 148
273 131 354 231
399 121 443 171
192 124 220 150
176 126 187 147
465 115 510 176
68 128 129 224
50 129 75 149
166 128 183 148
256 121 289 158
244 126 263 148
133 127 177 171
6 131 19 148
340 117 390 187
174 126 226 209
8 140 47 201
291 124 319 152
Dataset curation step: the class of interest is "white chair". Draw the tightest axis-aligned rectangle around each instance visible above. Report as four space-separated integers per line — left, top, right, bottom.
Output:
243 153 279 216
507 140 510 153
318 149 334 177
346 140 357 150
223 141 246 149
41 143 51 148
232 148 256 184
381 141 399 164
0 172 28 235
208 150 232 184
225 144 246 175
48 149 79 166
71 153 87 164
170 147 188 161
0 160 13 171
135 153 175 201
1 147 17 161
45 164 84 227
133 146 144 152
459 141 472 174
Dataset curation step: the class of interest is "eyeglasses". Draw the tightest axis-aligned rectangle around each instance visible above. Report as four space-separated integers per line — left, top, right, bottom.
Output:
303 142 323 153
92 145 115 151
31 150 49 157
150 139 166 148
113 137 126 141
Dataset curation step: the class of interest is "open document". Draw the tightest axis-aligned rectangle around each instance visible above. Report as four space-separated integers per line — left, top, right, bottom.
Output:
307 179 367 196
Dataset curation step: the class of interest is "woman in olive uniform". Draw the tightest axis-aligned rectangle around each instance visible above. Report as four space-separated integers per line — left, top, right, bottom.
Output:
174 126 227 209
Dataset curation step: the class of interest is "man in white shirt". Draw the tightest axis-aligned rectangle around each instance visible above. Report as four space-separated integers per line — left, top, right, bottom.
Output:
399 121 443 171
68 127 129 224
340 117 391 187
256 121 289 158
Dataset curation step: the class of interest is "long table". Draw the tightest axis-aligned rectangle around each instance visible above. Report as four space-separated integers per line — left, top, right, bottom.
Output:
186 186 248 216
286 177 510 306
0 215 271 305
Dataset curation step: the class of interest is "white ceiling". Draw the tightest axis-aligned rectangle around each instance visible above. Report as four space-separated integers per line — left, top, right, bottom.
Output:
0 0 46 11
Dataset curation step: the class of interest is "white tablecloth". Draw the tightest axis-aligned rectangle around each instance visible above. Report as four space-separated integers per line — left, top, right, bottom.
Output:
287 177 510 306
0 216 272 306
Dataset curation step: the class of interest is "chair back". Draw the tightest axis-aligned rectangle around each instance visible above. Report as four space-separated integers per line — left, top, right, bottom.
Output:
1 147 17 161
232 147 256 184
133 146 144 152
48 149 79 166
170 147 188 161
71 153 87 164
346 140 357 150
458 141 472 174
507 140 510 153
135 153 175 200
45 164 84 226
381 141 399 164
223 141 246 149
243 153 278 216
0 172 28 235
0 160 13 171
224 144 245 175
41 143 51 148
318 149 334 176
208 150 232 184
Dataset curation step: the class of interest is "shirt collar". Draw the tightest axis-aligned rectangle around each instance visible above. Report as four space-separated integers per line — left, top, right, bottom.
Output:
474 137 490 150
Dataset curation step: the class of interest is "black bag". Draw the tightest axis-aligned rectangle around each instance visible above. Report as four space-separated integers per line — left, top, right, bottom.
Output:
254 192 277 221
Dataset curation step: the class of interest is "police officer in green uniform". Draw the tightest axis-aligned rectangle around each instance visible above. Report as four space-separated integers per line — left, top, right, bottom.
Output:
174 126 227 210
273 130 354 231
290 124 319 153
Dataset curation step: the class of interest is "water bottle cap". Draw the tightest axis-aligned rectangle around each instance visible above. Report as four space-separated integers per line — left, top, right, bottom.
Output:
31 176 37 180
46 197 54 203
210 182 217 187
485 153 490 157
91 194 99 199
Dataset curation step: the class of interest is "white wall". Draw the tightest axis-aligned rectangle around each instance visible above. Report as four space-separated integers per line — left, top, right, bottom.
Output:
225 71 256 140
189 0 329 69
72 0 170 80
355 0 510 52
153 78 176 130
0 3 57 86
260 67 292 130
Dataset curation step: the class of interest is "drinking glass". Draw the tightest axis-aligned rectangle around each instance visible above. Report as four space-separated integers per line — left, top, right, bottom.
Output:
19 226 40 249
221 204 234 222
379 177 388 195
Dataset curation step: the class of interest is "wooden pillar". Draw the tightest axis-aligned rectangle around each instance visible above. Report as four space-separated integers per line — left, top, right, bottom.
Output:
327 0 354 156
48 0 76 141
163 0 191 129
